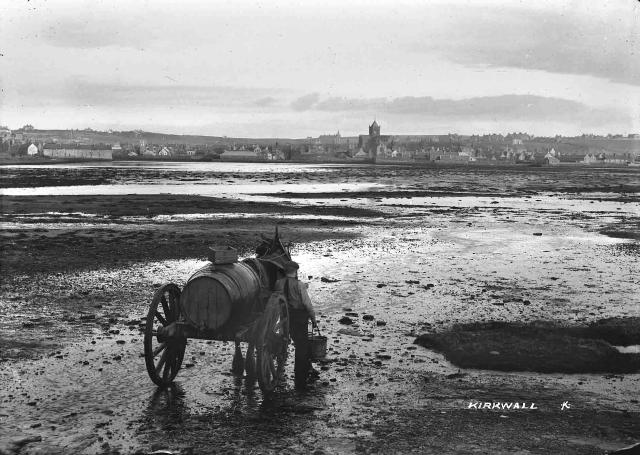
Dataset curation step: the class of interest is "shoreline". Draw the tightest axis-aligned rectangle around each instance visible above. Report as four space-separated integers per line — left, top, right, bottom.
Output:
2 156 638 169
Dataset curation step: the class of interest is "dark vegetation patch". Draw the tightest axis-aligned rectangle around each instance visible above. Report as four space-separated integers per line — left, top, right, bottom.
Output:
0 224 358 276
0 194 384 218
584 317 640 346
600 228 640 240
596 214 640 240
414 319 640 374
0 170 110 188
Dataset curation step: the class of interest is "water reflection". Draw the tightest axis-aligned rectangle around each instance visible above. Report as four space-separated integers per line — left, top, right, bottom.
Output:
141 383 190 433
139 372 327 443
136 371 330 455
227 376 259 412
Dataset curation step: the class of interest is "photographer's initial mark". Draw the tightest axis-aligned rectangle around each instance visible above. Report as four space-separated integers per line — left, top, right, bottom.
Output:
561 402 571 410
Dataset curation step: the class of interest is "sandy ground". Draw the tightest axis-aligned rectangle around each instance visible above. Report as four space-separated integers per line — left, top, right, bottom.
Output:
1 163 639 454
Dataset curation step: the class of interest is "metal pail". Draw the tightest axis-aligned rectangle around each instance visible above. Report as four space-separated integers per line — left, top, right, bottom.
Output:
309 333 327 360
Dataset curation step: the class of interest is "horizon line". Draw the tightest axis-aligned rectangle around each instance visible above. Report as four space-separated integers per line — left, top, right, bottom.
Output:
4 126 639 140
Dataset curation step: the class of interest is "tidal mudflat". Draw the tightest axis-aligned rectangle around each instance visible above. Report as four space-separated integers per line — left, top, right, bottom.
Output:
1 162 639 454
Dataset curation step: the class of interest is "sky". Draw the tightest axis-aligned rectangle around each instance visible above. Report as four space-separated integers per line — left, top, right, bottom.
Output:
1 0 639 137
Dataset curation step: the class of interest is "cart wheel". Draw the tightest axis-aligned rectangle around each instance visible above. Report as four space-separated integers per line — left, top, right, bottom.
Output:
256 306 288 394
245 343 256 381
144 283 186 387
257 339 287 394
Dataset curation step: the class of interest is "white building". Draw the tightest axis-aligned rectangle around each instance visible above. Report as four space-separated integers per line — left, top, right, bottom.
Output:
27 143 39 155
220 149 259 161
544 151 560 165
43 148 112 160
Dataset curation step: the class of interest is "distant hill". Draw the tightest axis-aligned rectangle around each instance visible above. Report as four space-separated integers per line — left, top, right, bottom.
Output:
9 128 640 159
561 137 640 155
13 129 308 147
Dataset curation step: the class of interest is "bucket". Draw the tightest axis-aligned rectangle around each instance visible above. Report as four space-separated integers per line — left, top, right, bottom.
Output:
309 328 327 360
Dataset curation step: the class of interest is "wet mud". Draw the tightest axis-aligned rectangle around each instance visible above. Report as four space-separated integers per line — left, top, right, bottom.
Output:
1 163 639 454
0 192 379 276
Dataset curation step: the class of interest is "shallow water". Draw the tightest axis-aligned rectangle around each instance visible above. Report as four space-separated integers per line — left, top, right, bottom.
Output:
0 182 384 197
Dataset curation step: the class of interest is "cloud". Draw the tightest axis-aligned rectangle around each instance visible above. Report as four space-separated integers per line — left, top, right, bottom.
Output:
412 5 640 86
30 12 150 50
291 93 320 111
254 97 278 107
2 80 290 118
289 93 629 125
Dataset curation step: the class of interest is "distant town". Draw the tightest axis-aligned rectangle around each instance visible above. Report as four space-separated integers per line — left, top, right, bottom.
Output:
1 122 639 166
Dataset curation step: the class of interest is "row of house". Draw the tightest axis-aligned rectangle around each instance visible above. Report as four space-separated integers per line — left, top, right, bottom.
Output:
582 153 632 165
219 145 286 161
3 124 640 164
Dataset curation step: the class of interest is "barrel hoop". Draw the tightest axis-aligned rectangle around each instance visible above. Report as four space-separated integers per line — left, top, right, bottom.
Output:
223 263 248 299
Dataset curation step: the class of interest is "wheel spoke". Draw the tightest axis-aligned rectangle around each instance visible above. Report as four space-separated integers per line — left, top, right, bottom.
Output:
155 311 167 326
171 349 178 372
161 295 171 320
163 360 171 382
163 345 174 381
153 342 167 357
168 292 177 319
173 346 182 373
156 350 168 375
145 284 184 387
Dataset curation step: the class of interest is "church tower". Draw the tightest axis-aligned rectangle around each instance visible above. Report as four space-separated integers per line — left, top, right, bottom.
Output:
369 120 380 137
367 120 381 161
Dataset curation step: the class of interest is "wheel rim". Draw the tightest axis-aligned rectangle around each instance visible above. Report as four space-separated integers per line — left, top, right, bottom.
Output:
257 332 288 393
144 283 186 387
255 293 289 394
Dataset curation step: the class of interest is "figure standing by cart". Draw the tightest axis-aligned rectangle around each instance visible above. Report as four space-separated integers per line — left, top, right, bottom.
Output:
274 260 318 389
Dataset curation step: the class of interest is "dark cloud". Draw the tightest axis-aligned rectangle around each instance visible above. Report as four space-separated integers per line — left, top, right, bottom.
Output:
17 81 282 110
254 97 278 107
291 93 320 111
412 5 640 86
292 94 628 125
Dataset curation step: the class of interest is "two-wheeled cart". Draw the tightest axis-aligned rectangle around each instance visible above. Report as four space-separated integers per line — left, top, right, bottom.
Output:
143 229 293 395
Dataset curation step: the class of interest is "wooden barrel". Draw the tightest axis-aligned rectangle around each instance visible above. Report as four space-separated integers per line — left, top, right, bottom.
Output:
180 263 261 330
